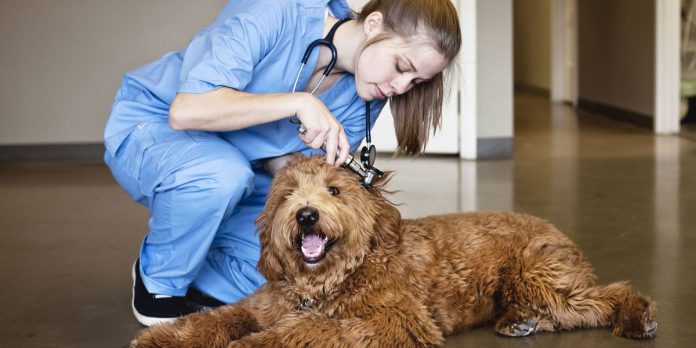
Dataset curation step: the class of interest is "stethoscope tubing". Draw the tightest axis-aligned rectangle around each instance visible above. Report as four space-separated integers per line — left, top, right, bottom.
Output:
289 18 350 128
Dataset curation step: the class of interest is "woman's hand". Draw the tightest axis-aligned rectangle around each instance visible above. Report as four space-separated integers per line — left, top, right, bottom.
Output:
294 93 350 167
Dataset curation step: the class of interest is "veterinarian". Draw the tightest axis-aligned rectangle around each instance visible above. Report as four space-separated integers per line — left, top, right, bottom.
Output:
103 0 460 326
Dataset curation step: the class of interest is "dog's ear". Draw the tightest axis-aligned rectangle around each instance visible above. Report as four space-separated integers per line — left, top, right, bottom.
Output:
368 170 396 195
368 172 402 250
255 170 293 281
256 210 286 281
370 196 401 251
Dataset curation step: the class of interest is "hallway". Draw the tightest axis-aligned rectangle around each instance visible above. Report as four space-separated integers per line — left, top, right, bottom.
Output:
0 93 693 346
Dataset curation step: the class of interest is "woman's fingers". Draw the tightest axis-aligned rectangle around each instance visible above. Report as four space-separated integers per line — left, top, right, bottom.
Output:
294 94 348 164
335 128 350 167
308 128 328 149
300 120 326 149
323 125 340 166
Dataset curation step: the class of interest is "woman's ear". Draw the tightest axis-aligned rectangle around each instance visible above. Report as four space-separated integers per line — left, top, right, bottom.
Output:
362 11 384 37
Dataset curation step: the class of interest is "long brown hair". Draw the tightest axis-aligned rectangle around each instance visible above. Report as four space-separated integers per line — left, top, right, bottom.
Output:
356 0 461 155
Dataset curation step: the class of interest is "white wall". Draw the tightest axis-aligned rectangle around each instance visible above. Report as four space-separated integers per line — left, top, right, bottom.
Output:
0 0 227 145
1 0 514 153
478 0 514 139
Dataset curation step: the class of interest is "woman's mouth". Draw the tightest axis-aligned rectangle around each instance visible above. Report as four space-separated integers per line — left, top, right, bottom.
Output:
375 85 386 100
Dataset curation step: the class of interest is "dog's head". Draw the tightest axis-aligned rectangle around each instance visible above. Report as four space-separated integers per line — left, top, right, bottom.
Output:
256 155 401 282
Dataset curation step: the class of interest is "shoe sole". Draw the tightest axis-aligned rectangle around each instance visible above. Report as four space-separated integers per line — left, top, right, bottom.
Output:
131 261 178 327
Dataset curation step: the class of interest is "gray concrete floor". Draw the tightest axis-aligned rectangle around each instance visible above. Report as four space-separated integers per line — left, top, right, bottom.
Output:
1 93 694 347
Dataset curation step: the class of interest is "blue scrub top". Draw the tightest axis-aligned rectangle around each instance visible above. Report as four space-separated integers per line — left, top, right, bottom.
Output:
104 0 386 162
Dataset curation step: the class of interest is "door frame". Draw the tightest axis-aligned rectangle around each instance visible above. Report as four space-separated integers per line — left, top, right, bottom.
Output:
550 0 578 105
655 0 681 134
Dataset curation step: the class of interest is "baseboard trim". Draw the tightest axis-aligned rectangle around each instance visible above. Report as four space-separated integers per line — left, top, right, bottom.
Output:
514 84 550 98
477 137 513 159
0 143 104 163
578 99 653 129
1 140 517 162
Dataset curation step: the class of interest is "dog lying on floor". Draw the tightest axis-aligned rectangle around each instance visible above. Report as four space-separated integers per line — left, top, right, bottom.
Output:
131 156 657 347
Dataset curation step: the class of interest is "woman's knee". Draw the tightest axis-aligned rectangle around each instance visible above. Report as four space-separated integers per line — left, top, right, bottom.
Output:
202 156 255 202
116 124 255 207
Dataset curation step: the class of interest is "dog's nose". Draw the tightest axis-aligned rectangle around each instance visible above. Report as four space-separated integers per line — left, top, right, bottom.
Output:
296 207 319 227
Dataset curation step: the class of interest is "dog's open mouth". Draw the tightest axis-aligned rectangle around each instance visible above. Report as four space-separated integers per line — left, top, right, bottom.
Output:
296 229 336 264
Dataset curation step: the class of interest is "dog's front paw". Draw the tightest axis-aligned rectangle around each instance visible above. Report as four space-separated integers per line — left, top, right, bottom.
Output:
613 294 657 340
495 316 538 337
130 321 202 348
130 327 176 348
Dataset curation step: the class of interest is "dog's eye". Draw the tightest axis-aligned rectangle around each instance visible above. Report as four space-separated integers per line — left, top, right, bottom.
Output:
327 186 340 196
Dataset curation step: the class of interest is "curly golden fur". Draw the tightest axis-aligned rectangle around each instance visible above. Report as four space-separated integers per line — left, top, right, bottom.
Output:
131 156 657 347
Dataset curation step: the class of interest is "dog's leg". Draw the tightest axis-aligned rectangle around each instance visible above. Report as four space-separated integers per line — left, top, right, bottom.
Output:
495 248 656 339
131 303 262 348
230 302 444 348
610 289 657 339
549 282 657 339
131 283 296 347
499 281 657 340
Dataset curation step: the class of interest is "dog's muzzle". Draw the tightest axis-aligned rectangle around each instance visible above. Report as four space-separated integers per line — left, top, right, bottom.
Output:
294 207 333 264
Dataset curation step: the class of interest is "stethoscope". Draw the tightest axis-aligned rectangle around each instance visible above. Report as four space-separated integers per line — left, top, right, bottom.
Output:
289 18 383 188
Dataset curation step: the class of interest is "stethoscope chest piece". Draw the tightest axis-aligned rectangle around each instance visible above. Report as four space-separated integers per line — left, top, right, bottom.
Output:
360 144 377 168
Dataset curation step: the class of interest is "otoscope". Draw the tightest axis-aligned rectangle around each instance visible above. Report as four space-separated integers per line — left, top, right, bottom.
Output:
261 134 383 189
265 105 384 189
297 121 384 189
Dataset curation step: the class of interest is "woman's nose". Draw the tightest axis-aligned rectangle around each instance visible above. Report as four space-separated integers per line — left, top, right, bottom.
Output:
391 76 413 96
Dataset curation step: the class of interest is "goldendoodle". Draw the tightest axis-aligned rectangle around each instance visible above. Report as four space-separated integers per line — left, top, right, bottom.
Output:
131 156 657 347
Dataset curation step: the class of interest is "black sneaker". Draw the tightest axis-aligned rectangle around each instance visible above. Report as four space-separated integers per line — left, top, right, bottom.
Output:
131 260 192 326
185 287 225 312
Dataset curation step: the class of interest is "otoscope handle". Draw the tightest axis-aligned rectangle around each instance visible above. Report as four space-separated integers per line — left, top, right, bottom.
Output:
297 123 358 172
342 154 367 177
296 122 379 188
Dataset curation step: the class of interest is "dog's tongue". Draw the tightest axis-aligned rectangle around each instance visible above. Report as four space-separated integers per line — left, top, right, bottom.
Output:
301 233 326 258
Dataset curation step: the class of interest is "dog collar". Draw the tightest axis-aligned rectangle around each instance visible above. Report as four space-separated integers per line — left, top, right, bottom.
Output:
297 297 316 310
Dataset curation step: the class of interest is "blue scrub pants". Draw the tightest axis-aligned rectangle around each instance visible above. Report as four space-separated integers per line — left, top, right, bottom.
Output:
104 121 267 303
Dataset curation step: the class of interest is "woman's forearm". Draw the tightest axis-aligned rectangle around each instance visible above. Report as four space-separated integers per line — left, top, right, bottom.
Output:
169 86 350 166
169 87 305 131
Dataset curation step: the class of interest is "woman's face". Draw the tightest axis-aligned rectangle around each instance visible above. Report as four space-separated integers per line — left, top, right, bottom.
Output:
354 36 449 101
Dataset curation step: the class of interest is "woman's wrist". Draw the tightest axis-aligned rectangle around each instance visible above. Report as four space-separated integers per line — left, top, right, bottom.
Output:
291 92 312 117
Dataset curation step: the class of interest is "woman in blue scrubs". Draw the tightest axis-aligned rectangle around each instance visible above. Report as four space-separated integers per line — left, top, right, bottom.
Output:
104 0 461 326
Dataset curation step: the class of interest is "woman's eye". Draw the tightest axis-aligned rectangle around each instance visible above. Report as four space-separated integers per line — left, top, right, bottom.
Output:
327 186 340 196
395 63 403 74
